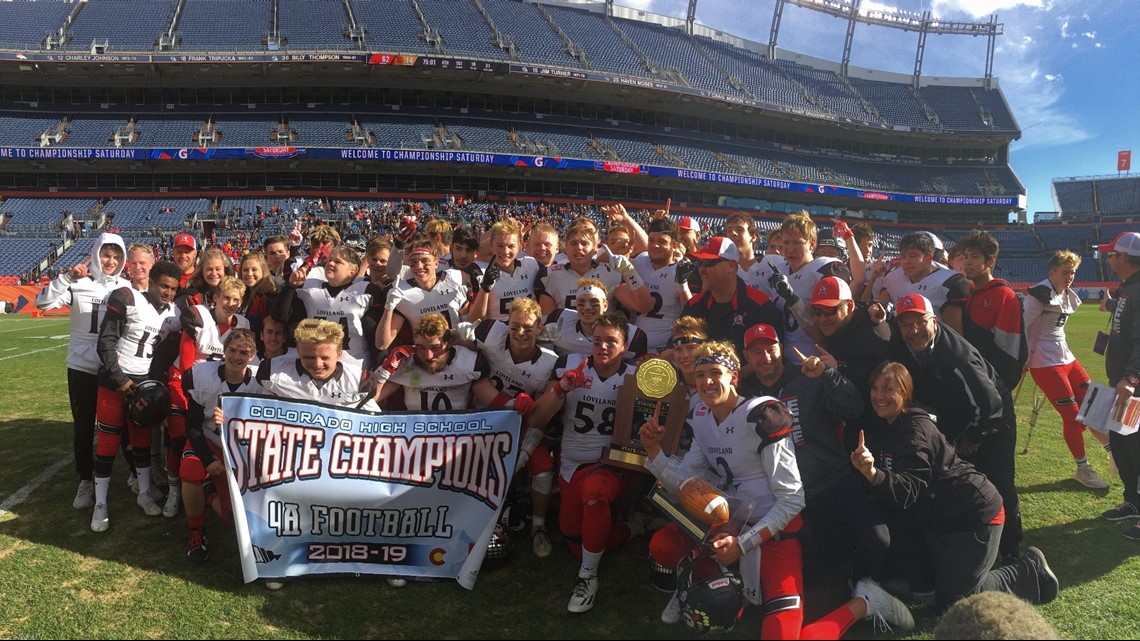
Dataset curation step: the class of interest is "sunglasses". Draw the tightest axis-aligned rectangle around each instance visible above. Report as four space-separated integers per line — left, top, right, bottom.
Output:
810 305 841 317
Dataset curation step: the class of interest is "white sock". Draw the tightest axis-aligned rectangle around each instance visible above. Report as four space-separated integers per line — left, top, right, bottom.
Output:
94 476 111 504
137 467 152 495
532 516 546 530
168 475 180 490
580 549 603 577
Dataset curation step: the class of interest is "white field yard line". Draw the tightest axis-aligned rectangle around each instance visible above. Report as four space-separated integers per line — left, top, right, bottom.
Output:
0 456 70 518
0 344 67 362
0 320 68 335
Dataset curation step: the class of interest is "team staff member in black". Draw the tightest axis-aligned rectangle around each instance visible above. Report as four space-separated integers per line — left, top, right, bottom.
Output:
810 276 891 449
739 322 889 587
853 361 1057 612
888 294 1021 559
1097 232 1140 535
681 236 782 358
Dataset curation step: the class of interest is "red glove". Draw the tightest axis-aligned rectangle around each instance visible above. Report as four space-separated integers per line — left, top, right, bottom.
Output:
302 244 330 270
511 393 535 417
380 345 414 375
832 220 853 240
558 358 590 395
397 216 417 243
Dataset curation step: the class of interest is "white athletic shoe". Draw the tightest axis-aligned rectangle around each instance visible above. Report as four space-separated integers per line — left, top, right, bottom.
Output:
126 475 165 501
73 480 95 509
567 573 598 613
387 578 407 587
854 578 914 632
1075 463 1108 489
90 503 109 533
532 526 553 558
136 492 162 517
660 591 682 624
265 580 285 591
162 488 181 518
127 474 139 495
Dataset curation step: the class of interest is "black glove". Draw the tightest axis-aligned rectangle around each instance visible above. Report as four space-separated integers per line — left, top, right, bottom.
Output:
767 270 797 303
480 261 501 293
675 258 696 285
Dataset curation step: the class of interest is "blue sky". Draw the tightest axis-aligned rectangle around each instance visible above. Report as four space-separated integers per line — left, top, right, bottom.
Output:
608 0 1139 219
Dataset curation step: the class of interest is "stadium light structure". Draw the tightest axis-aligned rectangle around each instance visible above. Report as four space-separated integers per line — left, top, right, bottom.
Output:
767 0 1003 86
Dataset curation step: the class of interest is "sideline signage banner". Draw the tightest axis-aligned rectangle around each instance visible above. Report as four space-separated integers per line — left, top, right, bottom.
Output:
220 394 521 588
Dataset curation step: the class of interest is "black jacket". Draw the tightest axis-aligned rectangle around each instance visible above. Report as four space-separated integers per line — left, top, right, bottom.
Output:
864 409 1003 533
889 323 1007 444
820 303 891 448
740 363 864 500
1107 270 1140 385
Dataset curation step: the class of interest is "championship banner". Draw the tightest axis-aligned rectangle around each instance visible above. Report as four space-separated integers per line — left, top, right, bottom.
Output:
219 394 521 589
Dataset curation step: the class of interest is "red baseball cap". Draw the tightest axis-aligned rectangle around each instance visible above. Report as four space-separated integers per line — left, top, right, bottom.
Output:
677 216 702 233
744 323 779 347
174 233 197 250
687 236 740 262
1096 231 1140 257
810 276 852 307
896 293 935 317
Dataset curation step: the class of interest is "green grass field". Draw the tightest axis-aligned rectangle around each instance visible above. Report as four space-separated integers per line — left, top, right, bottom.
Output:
0 308 1137 639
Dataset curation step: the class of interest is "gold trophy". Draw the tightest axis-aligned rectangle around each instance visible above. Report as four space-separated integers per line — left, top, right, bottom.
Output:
605 358 688 472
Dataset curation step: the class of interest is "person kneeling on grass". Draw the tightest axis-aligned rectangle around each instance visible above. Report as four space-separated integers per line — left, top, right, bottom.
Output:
640 341 914 638
853 361 1059 612
181 328 262 563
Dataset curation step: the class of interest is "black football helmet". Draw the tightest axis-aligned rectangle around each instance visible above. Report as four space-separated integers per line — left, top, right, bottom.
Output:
481 523 514 570
816 229 848 261
677 547 744 634
128 380 171 427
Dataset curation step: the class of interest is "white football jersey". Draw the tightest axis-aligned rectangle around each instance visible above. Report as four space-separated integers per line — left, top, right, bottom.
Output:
102 286 179 377
631 252 686 350
738 254 784 300
1024 279 1080 368
682 397 803 531
471 319 559 399
554 354 635 482
257 355 378 411
537 256 644 311
386 345 486 411
485 257 543 321
184 362 263 447
391 269 469 329
540 308 648 362
296 279 381 369
878 265 969 321
181 304 250 368
776 257 849 364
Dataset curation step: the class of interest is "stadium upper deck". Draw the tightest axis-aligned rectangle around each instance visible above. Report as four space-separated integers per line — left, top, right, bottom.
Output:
0 0 1025 224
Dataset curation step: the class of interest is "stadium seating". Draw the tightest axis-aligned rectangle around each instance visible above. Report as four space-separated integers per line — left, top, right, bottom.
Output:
176 0 272 51
542 5 648 78
0 238 60 275
1053 180 1095 215
1034 223 1097 251
480 0 585 68
351 0 439 54
66 0 176 52
102 198 209 231
0 198 98 232
1096 179 1140 215
279 0 353 51
417 0 510 60
0 0 75 50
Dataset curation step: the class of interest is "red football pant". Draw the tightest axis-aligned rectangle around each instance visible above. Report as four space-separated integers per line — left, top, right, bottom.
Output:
94 386 153 474
1030 360 1094 459
558 463 631 558
527 443 553 476
180 440 233 524
649 519 856 640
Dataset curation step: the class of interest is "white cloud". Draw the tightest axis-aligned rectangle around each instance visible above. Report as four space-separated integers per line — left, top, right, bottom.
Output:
1043 73 1062 81
930 0 1053 19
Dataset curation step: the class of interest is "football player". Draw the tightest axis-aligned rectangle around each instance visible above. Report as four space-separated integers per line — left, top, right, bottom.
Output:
90 261 182 533
536 218 651 315
869 231 967 335
540 278 648 361
376 239 469 350
630 218 693 350
468 219 544 323
528 312 650 613
181 328 262 563
35 232 130 509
